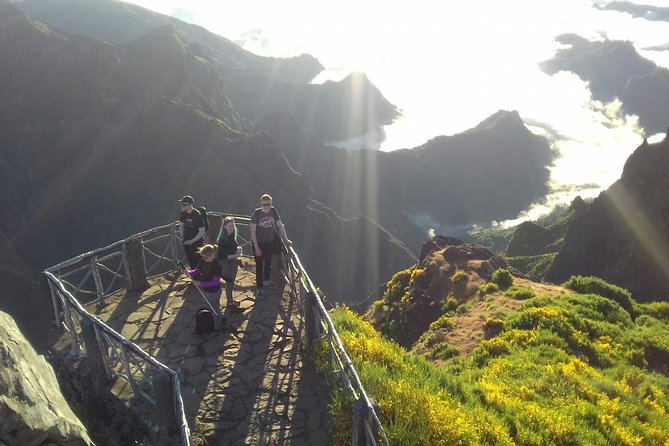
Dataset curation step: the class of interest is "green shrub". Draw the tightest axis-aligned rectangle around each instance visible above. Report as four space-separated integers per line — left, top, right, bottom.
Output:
507 287 535 300
637 301 669 321
431 342 459 360
491 268 514 289
483 318 505 338
481 282 499 295
451 270 469 284
441 296 459 314
429 314 457 332
455 302 473 315
562 276 635 314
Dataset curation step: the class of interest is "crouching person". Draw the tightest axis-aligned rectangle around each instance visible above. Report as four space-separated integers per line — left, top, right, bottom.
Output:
187 244 223 329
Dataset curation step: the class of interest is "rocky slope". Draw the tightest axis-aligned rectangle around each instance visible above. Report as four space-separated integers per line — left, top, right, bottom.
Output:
0 311 93 446
547 133 669 301
367 239 513 348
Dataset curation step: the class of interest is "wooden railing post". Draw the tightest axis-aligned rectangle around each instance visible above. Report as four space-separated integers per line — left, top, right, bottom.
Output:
61 301 82 354
91 256 104 304
352 398 368 446
304 289 317 350
152 371 179 440
170 225 180 270
124 239 148 290
80 317 108 386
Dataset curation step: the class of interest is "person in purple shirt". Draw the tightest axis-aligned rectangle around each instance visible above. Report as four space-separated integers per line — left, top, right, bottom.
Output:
187 244 223 329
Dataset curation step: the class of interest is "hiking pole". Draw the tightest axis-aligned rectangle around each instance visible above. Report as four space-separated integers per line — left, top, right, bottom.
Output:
177 261 219 314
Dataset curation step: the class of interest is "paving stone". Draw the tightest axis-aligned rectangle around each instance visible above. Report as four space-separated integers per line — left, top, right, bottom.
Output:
180 356 205 375
175 327 200 344
120 324 140 340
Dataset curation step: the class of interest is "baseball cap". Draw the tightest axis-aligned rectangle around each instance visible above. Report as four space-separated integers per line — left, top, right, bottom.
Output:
178 195 194 204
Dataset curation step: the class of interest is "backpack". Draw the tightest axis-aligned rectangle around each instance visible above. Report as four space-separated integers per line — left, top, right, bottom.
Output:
196 206 209 232
195 308 214 335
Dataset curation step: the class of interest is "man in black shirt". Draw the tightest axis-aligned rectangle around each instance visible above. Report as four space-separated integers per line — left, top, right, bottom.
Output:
178 195 206 268
250 194 291 299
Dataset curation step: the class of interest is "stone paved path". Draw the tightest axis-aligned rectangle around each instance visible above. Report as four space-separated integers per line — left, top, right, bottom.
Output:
86 259 330 445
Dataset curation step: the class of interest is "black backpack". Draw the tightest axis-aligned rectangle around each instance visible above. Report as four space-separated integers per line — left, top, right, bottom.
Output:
195 308 214 335
196 206 209 232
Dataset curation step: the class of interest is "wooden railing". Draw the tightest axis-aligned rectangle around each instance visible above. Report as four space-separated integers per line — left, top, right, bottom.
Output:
43 213 389 445
277 243 390 445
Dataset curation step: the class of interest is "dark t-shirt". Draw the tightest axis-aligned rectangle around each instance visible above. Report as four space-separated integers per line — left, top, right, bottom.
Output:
251 207 280 244
180 209 205 240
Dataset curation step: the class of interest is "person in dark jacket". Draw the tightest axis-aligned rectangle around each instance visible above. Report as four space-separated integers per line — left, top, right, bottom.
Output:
217 216 242 310
187 244 223 329
178 195 206 268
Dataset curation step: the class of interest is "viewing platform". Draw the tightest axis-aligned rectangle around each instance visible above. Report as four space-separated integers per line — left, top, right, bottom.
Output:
83 259 328 445
44 213 389 446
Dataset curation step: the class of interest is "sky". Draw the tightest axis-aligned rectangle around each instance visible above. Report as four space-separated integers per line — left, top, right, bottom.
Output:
126 0 669 223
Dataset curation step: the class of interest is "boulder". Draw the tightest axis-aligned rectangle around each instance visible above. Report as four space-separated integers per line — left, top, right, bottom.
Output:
0 311 93 446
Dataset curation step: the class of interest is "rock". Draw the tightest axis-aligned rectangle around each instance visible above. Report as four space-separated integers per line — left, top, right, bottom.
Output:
0 311 93 446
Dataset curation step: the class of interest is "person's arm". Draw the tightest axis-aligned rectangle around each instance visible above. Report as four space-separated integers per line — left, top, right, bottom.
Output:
276 220 292 246
197 275 221 287
179 222 184 239
251 223 261 256
187 267 201 278
191 227 205 243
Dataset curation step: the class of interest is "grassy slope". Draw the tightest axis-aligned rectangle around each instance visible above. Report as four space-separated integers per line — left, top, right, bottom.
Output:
325 278 669 445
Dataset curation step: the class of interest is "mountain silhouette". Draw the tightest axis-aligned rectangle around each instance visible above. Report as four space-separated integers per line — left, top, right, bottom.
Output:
547 133 669 301
14 0 398 143
258 109 555 253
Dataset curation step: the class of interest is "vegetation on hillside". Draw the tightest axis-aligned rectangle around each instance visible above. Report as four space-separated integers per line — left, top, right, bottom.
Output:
324 276 669 445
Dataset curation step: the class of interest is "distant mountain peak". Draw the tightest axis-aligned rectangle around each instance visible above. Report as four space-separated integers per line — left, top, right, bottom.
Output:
473 109 524 131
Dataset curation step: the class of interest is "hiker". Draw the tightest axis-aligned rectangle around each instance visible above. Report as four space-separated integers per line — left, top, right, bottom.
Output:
179 195 206 268
250 194 292 299
217 216 243 310
187 244 223 329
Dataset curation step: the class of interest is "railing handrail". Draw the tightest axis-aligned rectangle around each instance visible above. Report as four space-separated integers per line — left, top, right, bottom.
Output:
44 212 389 446
286 246 390 445
43 270 191 445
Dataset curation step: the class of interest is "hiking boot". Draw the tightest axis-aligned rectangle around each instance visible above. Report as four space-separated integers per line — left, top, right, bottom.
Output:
256 288 264 300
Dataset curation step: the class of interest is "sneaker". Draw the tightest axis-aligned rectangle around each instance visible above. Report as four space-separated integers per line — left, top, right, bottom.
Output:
265 279 274 289
256 288 264 300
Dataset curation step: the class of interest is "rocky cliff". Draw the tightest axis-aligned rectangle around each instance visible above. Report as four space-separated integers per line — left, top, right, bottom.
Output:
547 133 669 301
0 311 93 446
